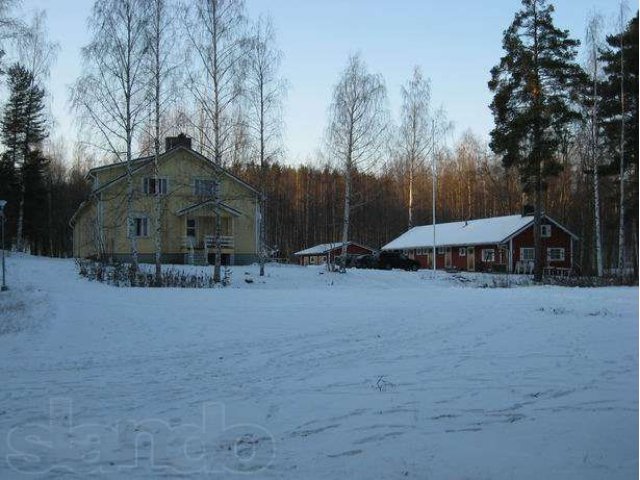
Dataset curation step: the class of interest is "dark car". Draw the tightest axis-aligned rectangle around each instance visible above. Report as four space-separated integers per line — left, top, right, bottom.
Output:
356 251 420 271
377 251 420 271
354 253 377 269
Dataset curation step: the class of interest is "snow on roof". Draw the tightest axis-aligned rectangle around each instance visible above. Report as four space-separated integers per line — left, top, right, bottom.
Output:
294 242 348 256
382 214 535 250
294 241 373 256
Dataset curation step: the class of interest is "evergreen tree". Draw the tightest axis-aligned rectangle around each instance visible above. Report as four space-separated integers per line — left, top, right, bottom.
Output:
0 63 49 251
599 13 638 271
488 0 584 281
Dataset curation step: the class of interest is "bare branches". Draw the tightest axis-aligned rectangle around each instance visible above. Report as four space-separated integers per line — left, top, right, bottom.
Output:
326 53 388 272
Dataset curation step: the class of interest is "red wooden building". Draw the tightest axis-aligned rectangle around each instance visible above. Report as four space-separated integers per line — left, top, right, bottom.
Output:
382 213 578 274
294 242 375 266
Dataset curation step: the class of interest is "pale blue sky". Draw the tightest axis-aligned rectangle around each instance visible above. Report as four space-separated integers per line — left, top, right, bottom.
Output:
22 0 625 163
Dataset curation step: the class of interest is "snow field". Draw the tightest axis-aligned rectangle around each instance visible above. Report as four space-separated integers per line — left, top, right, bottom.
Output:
0 254 637 479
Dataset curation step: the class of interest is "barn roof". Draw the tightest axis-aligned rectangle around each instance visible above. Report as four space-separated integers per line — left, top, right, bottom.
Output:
382 214 576 250
294 241 373 256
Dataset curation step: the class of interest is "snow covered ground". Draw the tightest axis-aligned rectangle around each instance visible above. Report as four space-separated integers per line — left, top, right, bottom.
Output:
0 254 637 479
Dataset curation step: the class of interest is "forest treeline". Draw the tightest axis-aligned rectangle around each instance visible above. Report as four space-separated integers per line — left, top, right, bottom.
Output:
0 0 637 278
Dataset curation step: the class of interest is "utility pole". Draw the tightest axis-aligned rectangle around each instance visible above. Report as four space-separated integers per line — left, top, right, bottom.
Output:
431 134 437 275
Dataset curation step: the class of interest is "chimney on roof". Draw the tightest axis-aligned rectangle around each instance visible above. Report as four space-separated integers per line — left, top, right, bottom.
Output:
165 133 192 151
522 204 535 217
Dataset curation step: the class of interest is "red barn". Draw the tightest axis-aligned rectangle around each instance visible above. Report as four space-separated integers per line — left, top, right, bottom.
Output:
294 242 375 266
382 213 578 274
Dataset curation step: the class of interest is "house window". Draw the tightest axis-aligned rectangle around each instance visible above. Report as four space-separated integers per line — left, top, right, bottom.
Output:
194 179 218 196
459 247 466 257
437 247 446 255
541 225 552 238
481 248 495 262
186 219 196 238
133 217 148 237
547 248 565 262
520 248 535 261
143 177 167 195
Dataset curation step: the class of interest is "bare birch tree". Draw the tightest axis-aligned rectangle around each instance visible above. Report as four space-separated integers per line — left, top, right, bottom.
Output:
326 53 387 273
616 3 627 274
184 0 246 282
144 0 180 285
0 0 25 74
585 15 604 277
244 16 285 276
397 67 451 230
398 67 431 230
13 11 57 252
73 0 148 273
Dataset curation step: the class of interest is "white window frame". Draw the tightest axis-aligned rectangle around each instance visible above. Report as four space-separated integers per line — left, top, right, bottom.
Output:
186 218 196 238
132 216 148 238
194 178 218 197
547 247 565 262
459 247 466 257
541 224 552 238
520 247 535 261
436 247 446 255
481 248 495 262
143 177 168 196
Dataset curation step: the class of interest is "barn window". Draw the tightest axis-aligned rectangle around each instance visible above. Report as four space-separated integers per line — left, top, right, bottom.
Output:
481 249 495 262
541 225 552 238
436 247 445 255
520 248 535 261
459 247 466 257
547 248 565 261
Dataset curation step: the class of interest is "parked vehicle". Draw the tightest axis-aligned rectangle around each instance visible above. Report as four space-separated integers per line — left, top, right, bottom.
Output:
378 251 420 271
355 251 420 271
354 253 377 269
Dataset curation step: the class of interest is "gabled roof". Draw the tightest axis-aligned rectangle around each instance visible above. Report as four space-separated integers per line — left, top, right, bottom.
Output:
294 241 374 256
88 146 259 195
382 214 577 250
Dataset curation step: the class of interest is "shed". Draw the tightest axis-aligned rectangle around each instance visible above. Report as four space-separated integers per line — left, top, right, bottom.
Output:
294 242 375 266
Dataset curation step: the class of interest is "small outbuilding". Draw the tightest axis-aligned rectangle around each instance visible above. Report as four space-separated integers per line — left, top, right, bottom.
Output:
382 213 578 274
294 242 375 266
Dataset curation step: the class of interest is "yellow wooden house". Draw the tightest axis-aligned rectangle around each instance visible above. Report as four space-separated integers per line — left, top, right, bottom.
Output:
71 135 260 265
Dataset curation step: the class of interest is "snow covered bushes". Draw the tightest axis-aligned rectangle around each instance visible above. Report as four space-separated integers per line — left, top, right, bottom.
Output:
75 259 232 288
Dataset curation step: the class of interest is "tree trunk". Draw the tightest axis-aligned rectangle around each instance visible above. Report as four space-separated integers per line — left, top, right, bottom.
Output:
617 13 626 275
340 160 351 273
16 180 25 251
153 0 162 286
593 166 603 277
408 163 413 229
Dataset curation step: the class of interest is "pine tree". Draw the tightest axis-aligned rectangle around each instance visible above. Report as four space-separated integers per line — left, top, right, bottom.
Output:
1 63 48 251
599 12 638 273
488 0 584 281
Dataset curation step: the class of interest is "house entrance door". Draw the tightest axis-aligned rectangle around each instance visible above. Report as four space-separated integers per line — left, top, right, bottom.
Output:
467 247 475 271
444 247 452 269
